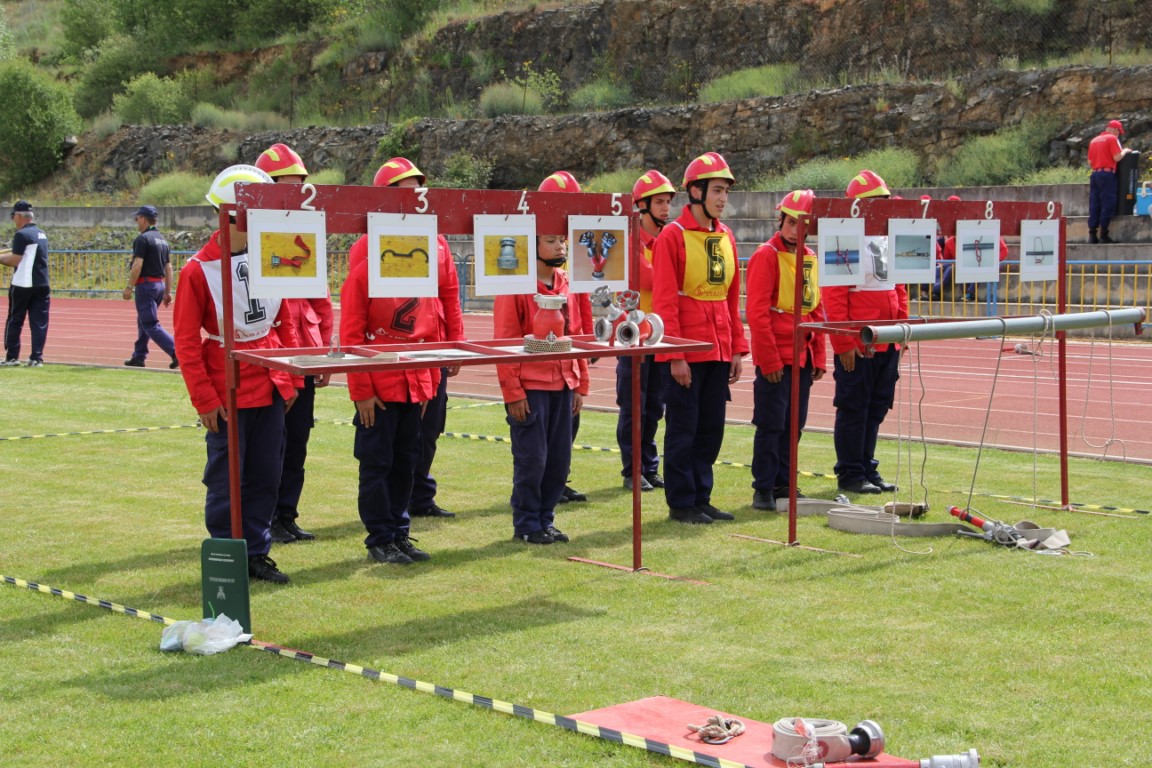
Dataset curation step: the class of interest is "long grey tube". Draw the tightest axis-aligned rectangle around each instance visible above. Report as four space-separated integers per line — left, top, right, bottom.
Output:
859 308 1147 345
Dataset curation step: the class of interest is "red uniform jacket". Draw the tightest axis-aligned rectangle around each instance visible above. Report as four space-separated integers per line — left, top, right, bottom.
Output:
493 268 590 403
173 230 300 413
745 232 827 373
339 258 440 404
284 296 334 349
347 233 465 343
650 207 749 364
1088 132 1123 172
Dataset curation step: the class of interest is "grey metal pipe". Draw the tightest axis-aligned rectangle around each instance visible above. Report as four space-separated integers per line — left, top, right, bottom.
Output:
860 308 1147 345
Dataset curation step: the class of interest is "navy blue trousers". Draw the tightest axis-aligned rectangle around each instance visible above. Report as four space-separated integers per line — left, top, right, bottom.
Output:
354 402 421 548
751 364 813 494
615 355 665 478
5 284 49 362
832 347 900 485
202 395 286 557
131 282 176 361
275 376 316 523
1088 170 1117 231
508 388 572 536
661 360 730 509
409 369 448 512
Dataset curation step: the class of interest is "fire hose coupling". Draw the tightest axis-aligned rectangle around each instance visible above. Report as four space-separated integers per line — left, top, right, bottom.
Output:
770 718 884 765
920 749 980 768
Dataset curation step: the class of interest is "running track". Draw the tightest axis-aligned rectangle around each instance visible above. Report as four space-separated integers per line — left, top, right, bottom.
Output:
12 297 1152 463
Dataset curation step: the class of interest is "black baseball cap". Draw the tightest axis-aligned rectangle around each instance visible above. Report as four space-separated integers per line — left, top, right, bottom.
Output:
10 200 32 218
134 205 159 219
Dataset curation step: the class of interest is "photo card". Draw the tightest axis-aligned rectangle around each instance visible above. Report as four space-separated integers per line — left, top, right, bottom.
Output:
473 214 538 296
366 213 439 298
246 209 328 298
954 219 1002 284
817 218 866 288
888 218 938 284
1018 219 1060 282
567 214 630 293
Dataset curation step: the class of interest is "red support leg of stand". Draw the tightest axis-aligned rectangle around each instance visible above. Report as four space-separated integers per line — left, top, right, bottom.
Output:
219 206 244 540
1058 215 1069 508
630 354 643 570
785 215 810 545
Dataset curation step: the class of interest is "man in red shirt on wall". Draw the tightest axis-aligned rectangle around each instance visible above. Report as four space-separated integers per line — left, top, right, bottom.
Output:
1087 119 1133 244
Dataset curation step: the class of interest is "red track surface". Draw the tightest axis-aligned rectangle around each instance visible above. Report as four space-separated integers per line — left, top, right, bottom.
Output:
12 297 1152 463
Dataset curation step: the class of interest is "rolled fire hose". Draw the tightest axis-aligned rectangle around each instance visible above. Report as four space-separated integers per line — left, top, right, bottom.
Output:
771 718 884 765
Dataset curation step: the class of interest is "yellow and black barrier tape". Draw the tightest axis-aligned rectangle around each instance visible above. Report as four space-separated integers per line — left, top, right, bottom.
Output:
0 423 200 441
2 573 754 768
248 639 756 768
2 575 177 625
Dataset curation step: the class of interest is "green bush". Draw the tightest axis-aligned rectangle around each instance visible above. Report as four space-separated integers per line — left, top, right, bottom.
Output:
583 168 646 195
749 147 922 193
478 81 543 117
698 63 803 103
0 60 81 193
112 72 186 125
1011 165 1087 185
189 103 289 132
568 78 633 111
139 171 215 206
74 37 160 119
61 0 115 59
933 118 1055 187
438 152 493 189
90 112 123 140
307 168 345 185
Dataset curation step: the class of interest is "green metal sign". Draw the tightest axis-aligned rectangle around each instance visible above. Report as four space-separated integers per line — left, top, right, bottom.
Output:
200 538 251 633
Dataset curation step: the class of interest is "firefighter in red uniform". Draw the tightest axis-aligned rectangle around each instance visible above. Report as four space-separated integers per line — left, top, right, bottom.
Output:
253 143 335 545
615 170 675 492
651 152 749 524
824 170 907 495
538 171 593 504
1087 119 1133 244
746 189 826 511
173 165 300 584
493 199 591 544
341 160 445 565
354 158 467 520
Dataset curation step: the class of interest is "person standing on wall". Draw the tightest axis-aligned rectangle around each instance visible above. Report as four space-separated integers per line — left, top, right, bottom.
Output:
122 205 179 369
0 201 50 367
254 143 334 544
651 152 749 525
1087 119 1134 244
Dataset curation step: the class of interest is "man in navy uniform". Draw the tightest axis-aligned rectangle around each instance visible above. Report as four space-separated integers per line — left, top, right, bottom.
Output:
1 201 51 367
122 204 179 369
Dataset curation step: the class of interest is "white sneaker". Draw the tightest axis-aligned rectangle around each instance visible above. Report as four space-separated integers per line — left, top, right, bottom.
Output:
25 360 43 367
0 359 20 367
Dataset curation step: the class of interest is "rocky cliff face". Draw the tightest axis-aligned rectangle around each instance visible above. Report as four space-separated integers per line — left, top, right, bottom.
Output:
67 65 1151 192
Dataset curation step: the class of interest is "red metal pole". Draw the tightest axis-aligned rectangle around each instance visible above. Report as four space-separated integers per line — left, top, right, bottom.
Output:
219 205 243 540
787 215 809 545
1058 215 1069 507
628 205 643 571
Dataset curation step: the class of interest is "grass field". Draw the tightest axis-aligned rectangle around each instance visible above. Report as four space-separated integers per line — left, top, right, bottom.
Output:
1 367 1149 767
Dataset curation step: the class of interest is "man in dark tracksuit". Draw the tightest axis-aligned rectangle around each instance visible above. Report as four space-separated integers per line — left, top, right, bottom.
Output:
1 200 50 367
122 204 179 369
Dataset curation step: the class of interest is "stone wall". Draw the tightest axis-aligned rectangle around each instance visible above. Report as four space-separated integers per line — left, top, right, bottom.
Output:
65 65 1152 194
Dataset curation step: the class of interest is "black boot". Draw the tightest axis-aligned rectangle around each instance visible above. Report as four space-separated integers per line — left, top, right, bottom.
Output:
1100 227 1114 244
1088 228 1099 244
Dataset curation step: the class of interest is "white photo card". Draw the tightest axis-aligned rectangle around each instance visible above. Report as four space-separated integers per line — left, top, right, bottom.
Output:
1018 219 1060 283
246 209 328 299
366 213 439 298
817 218 866 288
473 214 538 296
888 218 938 284
567 214 630 293
954 219 1002 284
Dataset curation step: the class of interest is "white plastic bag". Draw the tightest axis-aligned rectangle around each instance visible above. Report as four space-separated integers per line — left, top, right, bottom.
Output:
159 614 253 655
